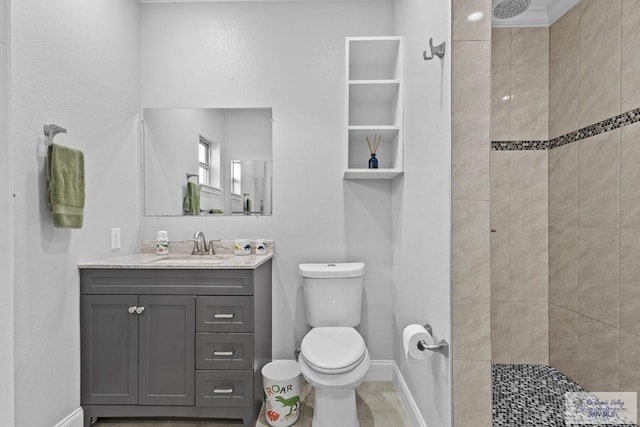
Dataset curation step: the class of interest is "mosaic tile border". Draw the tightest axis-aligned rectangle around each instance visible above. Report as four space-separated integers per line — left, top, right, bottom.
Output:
491 107 640 151
491 140 549 150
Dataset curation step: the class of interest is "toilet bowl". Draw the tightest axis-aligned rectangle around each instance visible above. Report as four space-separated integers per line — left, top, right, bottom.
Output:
299 327 371 427
298 263 370 427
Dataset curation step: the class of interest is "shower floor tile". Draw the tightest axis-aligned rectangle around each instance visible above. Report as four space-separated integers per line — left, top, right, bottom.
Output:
493 364 637 427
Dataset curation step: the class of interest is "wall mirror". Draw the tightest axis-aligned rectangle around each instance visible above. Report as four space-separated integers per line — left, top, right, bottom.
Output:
143 107 273 216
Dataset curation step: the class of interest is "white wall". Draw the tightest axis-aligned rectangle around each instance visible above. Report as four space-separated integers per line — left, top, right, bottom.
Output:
140 2 397 360
393 0 452 425
0 0 13 425
11 1 141 425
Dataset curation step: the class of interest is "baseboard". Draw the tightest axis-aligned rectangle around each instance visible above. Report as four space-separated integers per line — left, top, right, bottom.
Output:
392 362 427 427
365 359 395 381
53 407 83 427
365 360 426 427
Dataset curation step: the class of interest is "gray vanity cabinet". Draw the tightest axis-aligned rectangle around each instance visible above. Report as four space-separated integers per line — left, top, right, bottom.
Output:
81 295 139 405
80 262 272 427
81 294 195 406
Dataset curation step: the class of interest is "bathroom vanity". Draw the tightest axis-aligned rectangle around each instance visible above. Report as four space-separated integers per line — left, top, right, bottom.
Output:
79 253 272 427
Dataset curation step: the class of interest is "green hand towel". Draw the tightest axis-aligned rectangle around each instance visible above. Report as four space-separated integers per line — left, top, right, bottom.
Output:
47 144 85 229
183 181 200 215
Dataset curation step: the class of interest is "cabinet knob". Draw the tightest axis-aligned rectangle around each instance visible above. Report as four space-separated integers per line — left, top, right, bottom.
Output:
213 387 234 394
128 306 137 314
136 306 145 315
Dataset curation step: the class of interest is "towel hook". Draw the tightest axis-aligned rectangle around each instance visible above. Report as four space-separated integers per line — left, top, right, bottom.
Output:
44 124 67 146
186 173 199 184
423 38 446 61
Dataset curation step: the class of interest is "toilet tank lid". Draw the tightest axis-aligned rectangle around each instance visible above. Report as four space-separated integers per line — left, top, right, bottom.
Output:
299 262 365 278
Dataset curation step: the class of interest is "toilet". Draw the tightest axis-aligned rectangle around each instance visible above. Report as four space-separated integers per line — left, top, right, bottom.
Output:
298 262 370 427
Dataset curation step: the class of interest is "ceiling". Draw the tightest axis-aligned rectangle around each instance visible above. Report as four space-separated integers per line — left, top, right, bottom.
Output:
491 0 580 27
138 0 579 27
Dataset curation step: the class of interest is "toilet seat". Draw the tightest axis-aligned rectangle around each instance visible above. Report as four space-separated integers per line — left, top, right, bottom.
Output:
300 327 366 374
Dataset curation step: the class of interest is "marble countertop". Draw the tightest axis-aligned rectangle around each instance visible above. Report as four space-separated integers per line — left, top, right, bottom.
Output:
78 253 272 270
79 240 273 270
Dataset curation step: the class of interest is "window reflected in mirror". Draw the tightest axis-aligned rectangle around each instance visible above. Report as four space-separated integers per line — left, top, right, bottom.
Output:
143 108 273 217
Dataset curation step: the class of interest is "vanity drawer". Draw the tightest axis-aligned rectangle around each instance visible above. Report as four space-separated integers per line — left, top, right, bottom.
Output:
196 333 253 370
195 370 253 408
196 296 253 333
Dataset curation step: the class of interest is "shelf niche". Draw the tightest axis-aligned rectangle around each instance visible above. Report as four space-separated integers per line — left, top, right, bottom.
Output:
344 36 404 180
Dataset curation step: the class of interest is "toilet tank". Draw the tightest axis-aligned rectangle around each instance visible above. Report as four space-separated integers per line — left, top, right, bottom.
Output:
299 262 365 327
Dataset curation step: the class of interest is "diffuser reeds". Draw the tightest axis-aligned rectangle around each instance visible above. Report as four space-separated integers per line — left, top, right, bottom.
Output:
366 134 381 155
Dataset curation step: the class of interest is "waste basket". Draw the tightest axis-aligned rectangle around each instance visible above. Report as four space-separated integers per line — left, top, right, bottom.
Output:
262 360 302 426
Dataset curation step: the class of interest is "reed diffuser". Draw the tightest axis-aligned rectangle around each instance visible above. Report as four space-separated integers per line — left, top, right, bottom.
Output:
366 135 381 169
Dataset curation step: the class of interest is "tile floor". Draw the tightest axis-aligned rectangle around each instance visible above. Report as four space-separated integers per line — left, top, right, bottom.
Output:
493 364 638 427
93 381 408 427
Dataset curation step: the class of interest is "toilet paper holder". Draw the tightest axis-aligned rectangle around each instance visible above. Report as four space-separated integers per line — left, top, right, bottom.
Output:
417 324 449 356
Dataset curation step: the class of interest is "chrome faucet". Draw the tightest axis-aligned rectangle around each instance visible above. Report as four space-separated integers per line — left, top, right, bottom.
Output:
192 231 214 255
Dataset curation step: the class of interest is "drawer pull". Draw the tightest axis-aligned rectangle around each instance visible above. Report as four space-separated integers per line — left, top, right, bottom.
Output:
213 313 235 319
213 387 234 394
213 351 235 357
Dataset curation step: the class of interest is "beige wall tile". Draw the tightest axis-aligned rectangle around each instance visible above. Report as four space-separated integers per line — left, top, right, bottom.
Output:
549 45 579 139
621 0 640 112
621 122 640 228
452 201 490 359
549 303 578 379
452 360 492 426
453 295 491 361
621 228 640 284
490 152 510 301
620 280 640 337
491 301 511 363
577 315 619 391
452 41 490 201
579 0 621 127
620 228 640 336
509 301 549 364
578 131 620 228
510 27 549 66
492 28 510 66
549 225 579 311
452 0 491 42
491 229 510 301
549 3 579 138
510 225 548 302
452 145 490 202
619 330 640 419
550 3 580 62
578 227 620 327
491 151 510 224
549 143 579 228
491 65 511 141
509 151 548 229
452 201 491 299
510 64 549 141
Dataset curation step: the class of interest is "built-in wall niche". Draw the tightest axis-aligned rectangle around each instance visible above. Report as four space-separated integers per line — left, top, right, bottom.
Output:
143 108 273 216
345 36 404 180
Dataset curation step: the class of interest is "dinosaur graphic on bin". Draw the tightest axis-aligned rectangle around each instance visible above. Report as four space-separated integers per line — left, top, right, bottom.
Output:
275 395 300 416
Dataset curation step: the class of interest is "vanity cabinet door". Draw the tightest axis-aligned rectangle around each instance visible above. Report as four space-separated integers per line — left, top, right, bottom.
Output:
81 295 139 405
138 295 195 406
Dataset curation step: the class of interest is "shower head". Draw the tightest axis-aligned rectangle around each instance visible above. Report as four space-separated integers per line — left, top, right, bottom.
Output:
493 0 532 19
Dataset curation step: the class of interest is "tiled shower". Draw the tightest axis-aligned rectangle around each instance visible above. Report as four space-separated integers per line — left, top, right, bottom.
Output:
490 0 640 423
